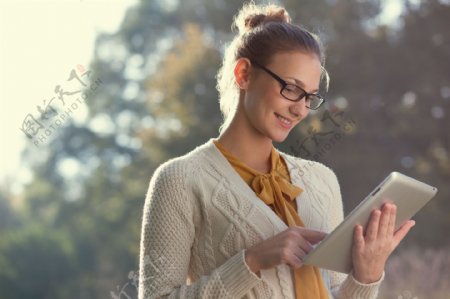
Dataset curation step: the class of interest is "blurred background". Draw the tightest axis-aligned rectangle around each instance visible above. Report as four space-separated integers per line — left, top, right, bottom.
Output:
1 0 449 298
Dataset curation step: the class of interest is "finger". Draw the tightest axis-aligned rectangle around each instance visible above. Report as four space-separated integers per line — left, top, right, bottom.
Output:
365 209 381 242
387 203 397 236
297 238 314 255
392 220 415 248
294 227 327 244
378 203 391 238
291 247 307 268
353 224 365 251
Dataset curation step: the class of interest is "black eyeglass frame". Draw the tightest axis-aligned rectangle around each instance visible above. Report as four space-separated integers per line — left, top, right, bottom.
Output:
250 60 325 110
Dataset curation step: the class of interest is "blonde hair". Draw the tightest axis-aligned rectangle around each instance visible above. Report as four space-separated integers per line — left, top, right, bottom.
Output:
216 2 330 134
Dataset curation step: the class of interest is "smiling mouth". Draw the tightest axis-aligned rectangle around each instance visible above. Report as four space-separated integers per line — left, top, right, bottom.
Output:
274 112 293 125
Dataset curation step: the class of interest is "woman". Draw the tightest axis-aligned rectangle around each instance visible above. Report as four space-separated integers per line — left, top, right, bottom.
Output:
138 3 415 299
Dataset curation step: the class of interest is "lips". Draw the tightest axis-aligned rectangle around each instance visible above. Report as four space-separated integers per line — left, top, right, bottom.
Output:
275 113 293 122
275 112 293 129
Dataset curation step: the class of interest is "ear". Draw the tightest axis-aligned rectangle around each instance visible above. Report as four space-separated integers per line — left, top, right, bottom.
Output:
233 58 252 89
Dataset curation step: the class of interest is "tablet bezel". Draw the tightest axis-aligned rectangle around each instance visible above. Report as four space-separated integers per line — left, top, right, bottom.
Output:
302 171 438 274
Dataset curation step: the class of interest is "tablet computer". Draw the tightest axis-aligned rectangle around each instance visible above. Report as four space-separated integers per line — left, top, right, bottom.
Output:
302 171 438 274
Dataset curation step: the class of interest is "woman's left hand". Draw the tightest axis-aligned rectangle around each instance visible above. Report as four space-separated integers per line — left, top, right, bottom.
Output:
351 201 416 284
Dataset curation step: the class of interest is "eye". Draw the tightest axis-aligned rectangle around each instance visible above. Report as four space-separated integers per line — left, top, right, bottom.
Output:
283 84 299 94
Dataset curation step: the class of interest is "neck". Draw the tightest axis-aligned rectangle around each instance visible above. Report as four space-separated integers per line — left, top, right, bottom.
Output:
215 108 273 172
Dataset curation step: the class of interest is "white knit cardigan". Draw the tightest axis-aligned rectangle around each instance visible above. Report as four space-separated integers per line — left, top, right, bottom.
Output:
138 138 384 299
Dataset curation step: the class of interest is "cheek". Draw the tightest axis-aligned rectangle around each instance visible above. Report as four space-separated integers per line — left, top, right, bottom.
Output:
256 90 281 118
245 80 284 120
267 91 282 107
260 82 283 108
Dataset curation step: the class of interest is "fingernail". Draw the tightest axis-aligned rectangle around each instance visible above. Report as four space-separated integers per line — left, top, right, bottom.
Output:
411 220 416 227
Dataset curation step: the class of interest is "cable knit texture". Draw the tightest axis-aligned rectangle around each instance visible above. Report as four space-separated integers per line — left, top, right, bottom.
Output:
138 138 385 299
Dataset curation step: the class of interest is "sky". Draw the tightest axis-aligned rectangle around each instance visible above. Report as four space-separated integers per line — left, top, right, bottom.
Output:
0 0 138 194
0 0 404 195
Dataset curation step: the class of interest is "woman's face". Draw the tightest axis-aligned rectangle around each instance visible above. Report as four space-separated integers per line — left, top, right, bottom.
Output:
240 51 322 143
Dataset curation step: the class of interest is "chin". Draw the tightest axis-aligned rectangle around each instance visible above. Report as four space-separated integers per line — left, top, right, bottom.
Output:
269 131 290 143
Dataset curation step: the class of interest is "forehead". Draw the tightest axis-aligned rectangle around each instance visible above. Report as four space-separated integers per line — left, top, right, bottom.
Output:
266 51 322 89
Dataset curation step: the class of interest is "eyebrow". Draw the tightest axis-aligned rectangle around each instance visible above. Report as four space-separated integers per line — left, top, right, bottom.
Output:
287 76 319 93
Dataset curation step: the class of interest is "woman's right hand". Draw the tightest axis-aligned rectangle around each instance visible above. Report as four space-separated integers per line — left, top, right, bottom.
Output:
244 227 328 277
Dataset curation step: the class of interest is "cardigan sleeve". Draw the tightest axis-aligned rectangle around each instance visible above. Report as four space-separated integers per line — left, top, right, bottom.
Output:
138 160 263 299
315 162 385 299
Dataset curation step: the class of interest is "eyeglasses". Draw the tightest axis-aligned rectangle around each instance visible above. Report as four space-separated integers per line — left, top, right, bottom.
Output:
250 60 325 110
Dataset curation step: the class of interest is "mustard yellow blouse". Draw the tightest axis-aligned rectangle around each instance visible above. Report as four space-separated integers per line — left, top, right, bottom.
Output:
213 140 329 299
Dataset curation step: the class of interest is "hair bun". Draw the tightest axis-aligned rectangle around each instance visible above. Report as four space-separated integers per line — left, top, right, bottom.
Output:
234 3 291 34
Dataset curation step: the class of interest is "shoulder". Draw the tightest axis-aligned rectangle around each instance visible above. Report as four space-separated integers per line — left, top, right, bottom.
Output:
149 154 195 189
147 142 209 193
143 155 198 219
